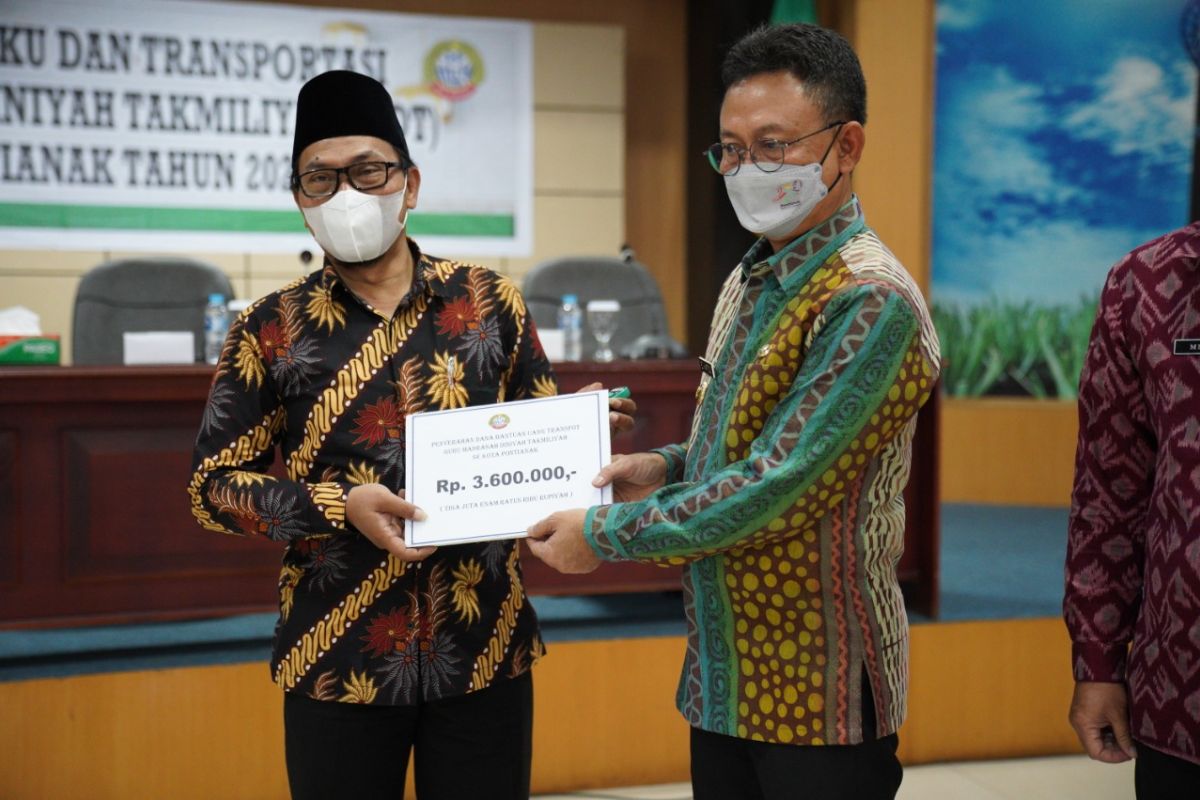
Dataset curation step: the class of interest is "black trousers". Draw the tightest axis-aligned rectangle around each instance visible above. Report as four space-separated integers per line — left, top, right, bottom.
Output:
283 671 533 800
1135 741 1200 800
690 728 902 800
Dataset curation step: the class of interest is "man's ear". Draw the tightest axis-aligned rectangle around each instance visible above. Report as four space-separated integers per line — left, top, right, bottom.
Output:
404 165 422 209
836 121 865 174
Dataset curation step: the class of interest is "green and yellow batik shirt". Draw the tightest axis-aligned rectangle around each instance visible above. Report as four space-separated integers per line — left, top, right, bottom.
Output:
585 197 940 746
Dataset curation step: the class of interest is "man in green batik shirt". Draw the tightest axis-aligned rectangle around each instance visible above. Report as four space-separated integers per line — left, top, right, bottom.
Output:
527 23 940 800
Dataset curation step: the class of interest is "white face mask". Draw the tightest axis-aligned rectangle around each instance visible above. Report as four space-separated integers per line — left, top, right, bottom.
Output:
723 125 843 240
724 161 836 240
301 177 409 263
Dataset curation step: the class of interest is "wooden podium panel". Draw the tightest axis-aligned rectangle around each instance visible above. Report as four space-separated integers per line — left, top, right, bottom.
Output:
0 430 19 587
0 362 938 627
0 367 282 627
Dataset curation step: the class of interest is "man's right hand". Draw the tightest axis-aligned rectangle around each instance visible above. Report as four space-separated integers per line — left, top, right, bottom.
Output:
346 484 437 562
592 452 668 503
1069 681 1137 763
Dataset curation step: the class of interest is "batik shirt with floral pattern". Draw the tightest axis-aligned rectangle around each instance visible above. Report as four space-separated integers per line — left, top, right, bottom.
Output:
189 241 556 705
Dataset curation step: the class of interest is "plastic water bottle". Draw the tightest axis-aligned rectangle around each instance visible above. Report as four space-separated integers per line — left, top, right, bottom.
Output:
204 293 229 365
557 293 583 361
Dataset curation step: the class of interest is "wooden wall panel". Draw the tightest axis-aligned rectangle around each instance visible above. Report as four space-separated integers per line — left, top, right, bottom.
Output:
851 0 935 294
533 22 624 108
906 618 1081 761
0 368 282 625
940 398 1077 507
62 428 278 582
504 195 626 280
533 110 625 194
0 619 1084 799
0 431 18 586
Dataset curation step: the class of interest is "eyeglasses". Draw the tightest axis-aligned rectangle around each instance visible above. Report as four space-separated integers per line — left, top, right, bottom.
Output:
704 122 844 175
293 161 404 199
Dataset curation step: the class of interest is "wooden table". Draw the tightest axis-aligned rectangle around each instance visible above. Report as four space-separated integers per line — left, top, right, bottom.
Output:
0 361 938 627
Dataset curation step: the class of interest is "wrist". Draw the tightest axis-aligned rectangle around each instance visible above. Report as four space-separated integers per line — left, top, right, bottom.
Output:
650 445 684 483
344 483 376 528
1072 641 1129 682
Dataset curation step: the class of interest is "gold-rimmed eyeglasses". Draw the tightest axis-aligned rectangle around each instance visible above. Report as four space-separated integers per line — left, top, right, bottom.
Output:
704 121 844 176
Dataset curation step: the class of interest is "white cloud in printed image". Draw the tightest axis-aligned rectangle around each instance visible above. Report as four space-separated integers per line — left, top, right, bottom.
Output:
936 0 989 31
931 0 1197 307
1064 56 1195 170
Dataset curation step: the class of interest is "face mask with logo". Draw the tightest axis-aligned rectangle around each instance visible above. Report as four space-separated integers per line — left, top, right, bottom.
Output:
302 177 409 263
724 135 841 240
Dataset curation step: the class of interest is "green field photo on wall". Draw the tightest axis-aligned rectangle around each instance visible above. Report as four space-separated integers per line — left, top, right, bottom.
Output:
933 295 1097 399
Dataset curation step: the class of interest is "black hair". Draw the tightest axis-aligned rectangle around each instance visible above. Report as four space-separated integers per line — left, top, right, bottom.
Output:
721 23 866 125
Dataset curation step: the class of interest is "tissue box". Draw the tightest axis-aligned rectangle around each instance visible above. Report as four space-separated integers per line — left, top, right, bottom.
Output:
0 335 61 365
122 331 194 365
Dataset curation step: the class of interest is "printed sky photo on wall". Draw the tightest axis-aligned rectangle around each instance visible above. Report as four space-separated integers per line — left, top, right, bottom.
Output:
931 0 1197 398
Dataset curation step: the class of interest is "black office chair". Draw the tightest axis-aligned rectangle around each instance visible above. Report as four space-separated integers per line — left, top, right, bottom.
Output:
72 257 236 365
521 252 686 359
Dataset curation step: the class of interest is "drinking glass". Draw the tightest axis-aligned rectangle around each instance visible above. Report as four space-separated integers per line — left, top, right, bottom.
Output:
586 299 621 362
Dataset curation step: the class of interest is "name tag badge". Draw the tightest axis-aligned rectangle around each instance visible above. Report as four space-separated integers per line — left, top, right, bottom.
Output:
699 357 715 378
1174 339 1200 356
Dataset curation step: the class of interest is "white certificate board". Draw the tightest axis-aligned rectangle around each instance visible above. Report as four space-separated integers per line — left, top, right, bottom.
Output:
404 391 612 547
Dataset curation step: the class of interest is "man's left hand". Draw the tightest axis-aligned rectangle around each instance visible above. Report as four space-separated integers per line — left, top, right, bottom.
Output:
576 381 637 436
1069 681 1137 763
526 509 601 574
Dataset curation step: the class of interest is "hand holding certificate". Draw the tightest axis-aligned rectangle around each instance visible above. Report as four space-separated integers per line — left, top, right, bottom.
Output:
346 483 436 563
404 390 613 547
524 451 669 574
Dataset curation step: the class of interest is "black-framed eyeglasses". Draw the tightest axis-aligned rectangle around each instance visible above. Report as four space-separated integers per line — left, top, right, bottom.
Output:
704 121 844 176
293 161 404 199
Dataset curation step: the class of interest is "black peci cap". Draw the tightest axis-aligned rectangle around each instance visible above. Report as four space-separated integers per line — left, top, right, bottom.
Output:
291 71 411 174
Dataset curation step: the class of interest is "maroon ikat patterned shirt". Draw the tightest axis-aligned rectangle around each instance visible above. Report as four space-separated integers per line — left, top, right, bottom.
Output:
1066 222 1200 764
190 240 556 705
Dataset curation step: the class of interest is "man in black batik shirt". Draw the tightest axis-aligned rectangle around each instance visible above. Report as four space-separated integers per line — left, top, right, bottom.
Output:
189 70 632 800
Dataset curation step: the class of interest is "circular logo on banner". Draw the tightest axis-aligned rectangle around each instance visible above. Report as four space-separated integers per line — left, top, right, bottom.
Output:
488 413 510 430
425 40 485 100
